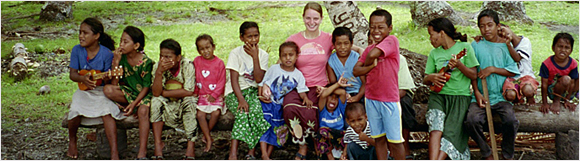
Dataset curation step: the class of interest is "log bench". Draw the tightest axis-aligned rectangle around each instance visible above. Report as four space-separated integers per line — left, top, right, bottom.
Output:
60 109 235 159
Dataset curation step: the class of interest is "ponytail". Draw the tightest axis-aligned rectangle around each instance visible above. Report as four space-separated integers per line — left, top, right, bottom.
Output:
428 18 466 42
99 32 115 51
454 32 468 42
81 17 115 51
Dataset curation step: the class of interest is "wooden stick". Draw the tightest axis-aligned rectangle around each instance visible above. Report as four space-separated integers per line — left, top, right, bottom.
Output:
482 78 499 160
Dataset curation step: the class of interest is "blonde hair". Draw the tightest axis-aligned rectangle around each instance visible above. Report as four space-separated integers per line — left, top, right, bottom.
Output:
303 2 323 17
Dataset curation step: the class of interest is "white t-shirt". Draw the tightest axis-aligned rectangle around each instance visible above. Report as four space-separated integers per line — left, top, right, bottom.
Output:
398 55 416 91
224 45 269 96
259 64 309 104
514 36 534 79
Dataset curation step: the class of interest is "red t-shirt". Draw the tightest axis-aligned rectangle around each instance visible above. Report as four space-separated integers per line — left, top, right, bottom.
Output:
358 35 400 102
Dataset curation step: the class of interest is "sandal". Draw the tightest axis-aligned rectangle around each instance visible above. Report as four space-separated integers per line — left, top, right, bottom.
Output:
150 156 164 160
295 152 307 160
245 154 256 160
182 156 195 160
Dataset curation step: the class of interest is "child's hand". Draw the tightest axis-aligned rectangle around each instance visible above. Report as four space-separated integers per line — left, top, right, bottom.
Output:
426 73 446 88
207 95 216 102
358 131 369 142
448 54 457 69
340 152 348 160
244 42 259 58
337 74 353 88
158 58 174 73
82 73 97 90
238 99 249 113
303 98 313 108
112 48 122 65
474 91 486 108
478 66 496 79
316 85 327 97
564 101 577 112
262 85 272 99
123 102 137 116
540 103 550 114
347 94 362 103
472 35 483 43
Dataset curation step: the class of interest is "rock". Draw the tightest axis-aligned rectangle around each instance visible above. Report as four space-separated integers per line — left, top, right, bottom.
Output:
475 1 534 24
96 127 127 159
399 48 429 104
37 85 50 95
39 1 73 22
556 130 579 160
410 1 467 27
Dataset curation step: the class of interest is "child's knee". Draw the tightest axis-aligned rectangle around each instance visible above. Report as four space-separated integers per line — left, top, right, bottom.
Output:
103 85 114 97
196 110 206 118
138 105 150 116
558 75 572 86
504 90 517 101
521 84 535 97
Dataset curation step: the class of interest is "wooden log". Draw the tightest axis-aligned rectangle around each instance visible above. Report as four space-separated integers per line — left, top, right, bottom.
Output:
412 103 579 133
12 43 28 57
10 56 27 80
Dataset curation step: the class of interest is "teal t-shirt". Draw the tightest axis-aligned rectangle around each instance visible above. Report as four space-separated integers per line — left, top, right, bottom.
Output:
470 40 520 105
425 42 479 96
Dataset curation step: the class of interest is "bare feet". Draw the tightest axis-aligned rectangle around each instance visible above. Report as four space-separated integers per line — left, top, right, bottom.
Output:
154 142 165 157
203 136 213 152
67 140 78 159
228 154 237 160
485 155 494 160
550 102 561 114
262 155 271 160
526 97 536 106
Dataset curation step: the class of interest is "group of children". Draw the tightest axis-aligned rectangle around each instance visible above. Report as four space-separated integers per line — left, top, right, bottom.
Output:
65 3 578 160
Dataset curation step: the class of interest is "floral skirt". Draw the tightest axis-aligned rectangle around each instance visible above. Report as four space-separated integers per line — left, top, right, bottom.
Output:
225 87 270 149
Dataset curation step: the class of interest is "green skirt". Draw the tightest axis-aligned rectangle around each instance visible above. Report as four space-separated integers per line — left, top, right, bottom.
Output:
225 87 270 149
426 93 471 160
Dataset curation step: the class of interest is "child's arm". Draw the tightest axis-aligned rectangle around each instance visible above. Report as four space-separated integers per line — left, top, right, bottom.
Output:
123 87 150 115
247 44 267 83
152 62 168 97
162 62 195 98
351 45 364 55
299 92 313 108
348 76 366 103
448 56 478 80
359 131 376 146
327 64 337 84
472 79 486 108
230 69 249 112
478 66 516 79
258 85 272 103
540 77 550 113
353 61 376 77
500 26 521 62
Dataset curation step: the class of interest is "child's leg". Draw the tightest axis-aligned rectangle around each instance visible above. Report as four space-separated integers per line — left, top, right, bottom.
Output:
428 130 443 160
388 142 406 160
260 142 270 160
103 84 129 104
185 140 195 158
267 144 274 157
551 75 572 113
375 137 389 160
137 105 150 158
464 103 493 158
101 114 119 159
228 139 239 160
67 116 81 158
493 102 519 159
152 121 164 157
208 109 220 131
182 99 198 158
196 109 211 152
521 84 536 104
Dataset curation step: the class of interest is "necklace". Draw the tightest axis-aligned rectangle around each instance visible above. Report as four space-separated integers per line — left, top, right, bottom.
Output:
302 30 321 39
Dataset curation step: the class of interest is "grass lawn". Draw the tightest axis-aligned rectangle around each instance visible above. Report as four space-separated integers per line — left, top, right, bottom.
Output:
1 1 578 132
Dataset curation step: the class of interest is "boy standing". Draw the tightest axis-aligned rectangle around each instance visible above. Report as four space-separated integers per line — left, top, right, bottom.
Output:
464 9 520 160
353 9 405 160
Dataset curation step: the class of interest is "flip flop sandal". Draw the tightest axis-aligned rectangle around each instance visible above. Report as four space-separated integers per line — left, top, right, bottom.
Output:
244 154 256 160
295 152 307 160
182 156 195 160
150 156 164 160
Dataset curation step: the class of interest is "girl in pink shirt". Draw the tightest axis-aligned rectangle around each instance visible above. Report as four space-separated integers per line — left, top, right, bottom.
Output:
193 34 226 152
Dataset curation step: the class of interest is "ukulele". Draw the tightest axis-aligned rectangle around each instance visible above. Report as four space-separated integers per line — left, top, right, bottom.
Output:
78 66 123 90
430 48 467 93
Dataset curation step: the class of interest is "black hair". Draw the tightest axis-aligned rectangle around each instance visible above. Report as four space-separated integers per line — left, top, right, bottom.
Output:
345 102 366 119
123 26 146 52
427 18 467 42
332 27 353 44
553 32 575 49
195 34 215 50
279 41 300 57
370 9 392 26
239 21 259 36
81 17 115 51
477 9 500 26
160 38 182 56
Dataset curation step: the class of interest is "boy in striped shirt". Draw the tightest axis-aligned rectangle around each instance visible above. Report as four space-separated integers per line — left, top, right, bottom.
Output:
341 102 376 160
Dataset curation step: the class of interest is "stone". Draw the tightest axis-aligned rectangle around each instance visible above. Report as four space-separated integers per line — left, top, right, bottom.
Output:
39 1 73 22
96 128 127 159
410 1 467 28
399 48 429 104
475 1 534 24
556 130 579 160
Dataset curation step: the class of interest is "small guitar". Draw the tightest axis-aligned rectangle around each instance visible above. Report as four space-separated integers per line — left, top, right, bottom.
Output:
430 49 467 93
78 66 123 90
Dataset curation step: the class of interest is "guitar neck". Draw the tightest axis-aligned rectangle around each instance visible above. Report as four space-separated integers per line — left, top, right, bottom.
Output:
92 72 109 80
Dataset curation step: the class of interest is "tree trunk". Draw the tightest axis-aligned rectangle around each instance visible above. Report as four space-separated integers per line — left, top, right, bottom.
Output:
476 1 534 24
323 1 369 48
409 1 467 27
10 43 29 80
413 103 579 133
39 1 73 22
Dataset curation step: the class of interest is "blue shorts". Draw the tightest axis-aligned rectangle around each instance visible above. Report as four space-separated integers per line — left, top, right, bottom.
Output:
364 98 404 143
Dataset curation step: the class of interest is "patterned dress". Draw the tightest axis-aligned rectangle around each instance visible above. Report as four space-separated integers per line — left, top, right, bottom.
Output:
118 53 154 112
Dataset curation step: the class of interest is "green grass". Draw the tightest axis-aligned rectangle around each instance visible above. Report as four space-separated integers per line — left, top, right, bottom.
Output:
1 1 579 131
